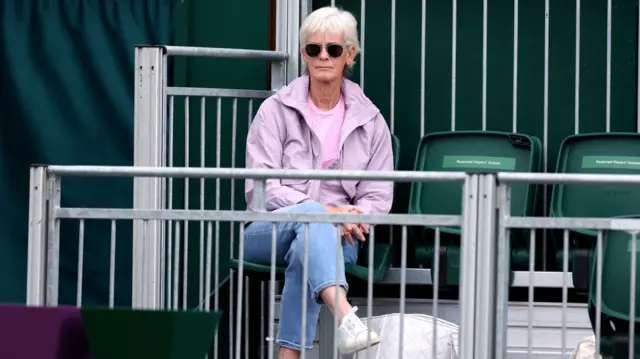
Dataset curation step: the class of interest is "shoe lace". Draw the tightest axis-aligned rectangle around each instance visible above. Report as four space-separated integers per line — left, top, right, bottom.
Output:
345 307 369 333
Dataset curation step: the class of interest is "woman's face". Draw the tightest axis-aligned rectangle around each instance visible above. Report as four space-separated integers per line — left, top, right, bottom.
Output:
302 31 355 83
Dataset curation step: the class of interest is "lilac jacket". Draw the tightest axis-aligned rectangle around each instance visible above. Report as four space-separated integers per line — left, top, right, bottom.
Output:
245 75 394 214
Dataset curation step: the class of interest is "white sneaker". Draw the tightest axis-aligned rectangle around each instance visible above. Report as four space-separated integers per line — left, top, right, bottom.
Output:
337 307 381 354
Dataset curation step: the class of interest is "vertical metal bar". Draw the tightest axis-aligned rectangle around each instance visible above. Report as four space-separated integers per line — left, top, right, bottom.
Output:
390 0 396 134
272 0 287 90
77 220 85 307
474 174 498 359
542 0 550 274
637 0 640 132
331 0 335 7
183 96 191 310
360 0 366 90
199 97 207 310
260 281 265 359
398 226 408 359
366 226 375 349
629 232 637 357
286 0 300 83
512 0 519 133
141 220 150 306
496 184 511 359
574 0 581 134
527 229 535 359
605 0 612 132
432 227 441 359
109 220 116 308
451 0 458 131
594 230 603 354
27 166 48 306
133 46 165 309
205 221 213 359
301 0 312 23
46 174 62 306
561 229 569 357
173 222 181 309
205 221 213 311
300 224 310 359
267 223 277 359
160 54 168 311
252 180 267 212
214 97 223 359
332 226 340 359
235 224 246 359
168 95 175 307
481 0 488 131
244 280 250 359
458 174 479 358
420 0 426 137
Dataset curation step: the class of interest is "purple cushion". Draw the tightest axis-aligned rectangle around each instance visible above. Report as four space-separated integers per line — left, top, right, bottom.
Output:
0 305 91 359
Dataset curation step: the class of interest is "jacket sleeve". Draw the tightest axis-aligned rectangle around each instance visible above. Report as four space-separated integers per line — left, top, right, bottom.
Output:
352 114 395 214
245 109 311 211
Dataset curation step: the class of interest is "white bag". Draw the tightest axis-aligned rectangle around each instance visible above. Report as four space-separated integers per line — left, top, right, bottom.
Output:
353 314 459 359
570 335 608 359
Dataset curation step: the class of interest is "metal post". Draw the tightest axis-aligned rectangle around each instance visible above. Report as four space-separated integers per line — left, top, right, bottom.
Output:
45 174 62 306
133 46 166 309
458 174 480 358
26 166 48 306
495 182 512 359
272 0 288 89
474 174 499 358
286 0 300 81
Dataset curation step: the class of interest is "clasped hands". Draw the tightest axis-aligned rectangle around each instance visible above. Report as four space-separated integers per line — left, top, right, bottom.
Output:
322 205 369 246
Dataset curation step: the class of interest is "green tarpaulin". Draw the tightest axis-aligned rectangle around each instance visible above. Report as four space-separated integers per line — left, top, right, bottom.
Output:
0 0 173 305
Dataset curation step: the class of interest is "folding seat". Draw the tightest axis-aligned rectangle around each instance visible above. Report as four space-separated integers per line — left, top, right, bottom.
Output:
587 223 640 358
409 131 542 286
550 133 640 290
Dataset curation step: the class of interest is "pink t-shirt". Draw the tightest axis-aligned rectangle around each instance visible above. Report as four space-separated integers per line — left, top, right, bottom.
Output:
307 95 346 168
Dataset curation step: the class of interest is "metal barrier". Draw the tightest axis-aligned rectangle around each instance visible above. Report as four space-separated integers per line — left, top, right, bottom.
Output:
495 172 640 359
26 165 640 357
25 165 489 358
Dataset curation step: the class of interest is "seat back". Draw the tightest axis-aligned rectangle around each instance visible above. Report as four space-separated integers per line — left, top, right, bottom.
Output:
391 133 401 171
409 131 542 234
551 133 640 235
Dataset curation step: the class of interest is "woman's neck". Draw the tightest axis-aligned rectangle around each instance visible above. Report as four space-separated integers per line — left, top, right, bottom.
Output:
309 77 342 111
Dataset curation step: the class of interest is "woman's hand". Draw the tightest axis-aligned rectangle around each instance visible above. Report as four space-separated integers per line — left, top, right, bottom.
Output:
322 205 369 246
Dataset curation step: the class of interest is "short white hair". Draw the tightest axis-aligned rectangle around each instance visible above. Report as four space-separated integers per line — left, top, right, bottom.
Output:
299 6 360 76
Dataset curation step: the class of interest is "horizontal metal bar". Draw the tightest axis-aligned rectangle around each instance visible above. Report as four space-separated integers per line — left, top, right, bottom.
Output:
163 46 289 61
55 208 462 227
45 165 468 182
380 268 574 288
498 171 640 185
505 216 640 231
165 87 274 99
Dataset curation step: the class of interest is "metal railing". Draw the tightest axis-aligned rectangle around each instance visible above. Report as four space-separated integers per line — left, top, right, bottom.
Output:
26 165 481 358
27 165 640 358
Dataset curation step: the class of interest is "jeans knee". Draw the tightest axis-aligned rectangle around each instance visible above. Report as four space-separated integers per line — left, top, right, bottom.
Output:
294 201 328 214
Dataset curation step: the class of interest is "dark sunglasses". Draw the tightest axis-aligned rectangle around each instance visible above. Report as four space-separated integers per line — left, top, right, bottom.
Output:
304 43 345 58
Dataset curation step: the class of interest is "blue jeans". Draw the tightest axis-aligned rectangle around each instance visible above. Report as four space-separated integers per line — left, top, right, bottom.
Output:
243 201 359 351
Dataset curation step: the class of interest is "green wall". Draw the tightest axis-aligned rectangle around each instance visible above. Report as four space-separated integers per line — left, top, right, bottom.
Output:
319 0 638 229
172 0 272 357
0 0 173 305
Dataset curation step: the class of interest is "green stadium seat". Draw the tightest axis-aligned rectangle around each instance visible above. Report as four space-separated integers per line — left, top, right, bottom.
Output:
230 133 401 284
409 131 543 286
588 224 640 358
550 133 640 290
80 308 221 359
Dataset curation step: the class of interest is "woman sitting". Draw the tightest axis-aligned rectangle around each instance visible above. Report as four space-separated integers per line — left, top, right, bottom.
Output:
244 6 394 359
